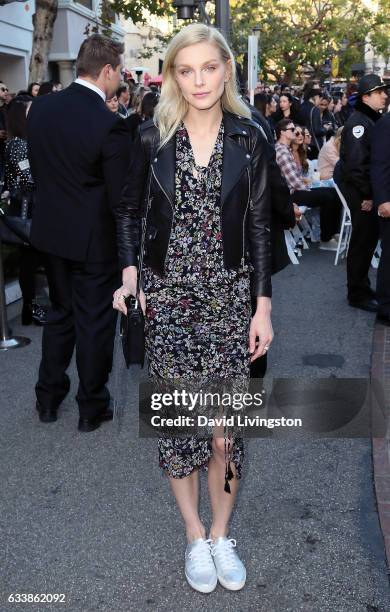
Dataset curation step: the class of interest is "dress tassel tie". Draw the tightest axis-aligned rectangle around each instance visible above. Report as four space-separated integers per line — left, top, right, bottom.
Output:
224 430 234 494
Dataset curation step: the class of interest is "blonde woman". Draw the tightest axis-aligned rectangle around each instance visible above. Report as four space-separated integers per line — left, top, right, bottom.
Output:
113 23 272 593
318 126 344 180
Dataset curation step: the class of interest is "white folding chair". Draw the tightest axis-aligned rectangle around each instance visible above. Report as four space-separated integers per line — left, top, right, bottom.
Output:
371 241 382 269
290 224 310 250
298 210 318 242
284 230 300 264
332 181 352 265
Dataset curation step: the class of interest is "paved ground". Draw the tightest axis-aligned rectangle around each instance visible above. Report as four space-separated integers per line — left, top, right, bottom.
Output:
1 245 390 612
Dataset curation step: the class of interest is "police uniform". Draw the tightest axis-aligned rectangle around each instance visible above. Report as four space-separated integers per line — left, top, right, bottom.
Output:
338 74 386 309
371 112 390 324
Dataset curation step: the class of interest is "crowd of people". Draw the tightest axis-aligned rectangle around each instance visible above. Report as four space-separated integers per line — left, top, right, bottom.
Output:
0 24 390 596
251 75 390 316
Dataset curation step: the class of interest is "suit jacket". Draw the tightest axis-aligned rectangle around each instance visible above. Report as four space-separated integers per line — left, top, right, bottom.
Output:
27 83 131 262
371 113 390 210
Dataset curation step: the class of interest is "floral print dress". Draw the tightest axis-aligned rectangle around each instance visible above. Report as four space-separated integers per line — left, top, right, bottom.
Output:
142 120 252 488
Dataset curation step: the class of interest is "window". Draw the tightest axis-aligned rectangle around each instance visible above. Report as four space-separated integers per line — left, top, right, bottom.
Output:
76 0 93 10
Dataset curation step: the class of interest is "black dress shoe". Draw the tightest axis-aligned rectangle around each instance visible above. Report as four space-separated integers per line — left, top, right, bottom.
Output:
78 408 113 433
36 401 58 423
348 297 378 313
377 313 390 326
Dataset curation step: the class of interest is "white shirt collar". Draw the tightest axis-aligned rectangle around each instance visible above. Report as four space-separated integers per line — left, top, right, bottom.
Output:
74 78 106 102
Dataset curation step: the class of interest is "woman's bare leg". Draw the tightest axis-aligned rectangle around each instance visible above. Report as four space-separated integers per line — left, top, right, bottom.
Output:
207 435 239 540
169 469 207 542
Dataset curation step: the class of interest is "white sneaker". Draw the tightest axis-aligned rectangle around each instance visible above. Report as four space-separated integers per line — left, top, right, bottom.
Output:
185 538 217 593
211 537 246 590
319 238 338 251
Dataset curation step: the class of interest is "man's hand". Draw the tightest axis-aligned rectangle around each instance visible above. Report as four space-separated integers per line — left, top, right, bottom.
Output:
361 199 373 211
378 202 390 218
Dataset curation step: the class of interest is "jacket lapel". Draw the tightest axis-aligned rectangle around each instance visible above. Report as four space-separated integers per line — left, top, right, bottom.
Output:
151 138 175 207
221 113 252 206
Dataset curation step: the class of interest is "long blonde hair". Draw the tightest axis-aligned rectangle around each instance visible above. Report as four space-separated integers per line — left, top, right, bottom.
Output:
154 23 251 148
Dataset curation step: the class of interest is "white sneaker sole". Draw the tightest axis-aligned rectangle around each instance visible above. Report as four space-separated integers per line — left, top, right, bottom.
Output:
185 571 217 593
217 574 246 591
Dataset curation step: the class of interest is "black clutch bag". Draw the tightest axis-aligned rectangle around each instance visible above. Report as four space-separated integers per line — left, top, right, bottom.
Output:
120 294 145 368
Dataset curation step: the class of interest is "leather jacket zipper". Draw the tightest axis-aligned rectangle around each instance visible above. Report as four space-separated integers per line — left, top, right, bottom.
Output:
151 164 175 273
242 167 251 266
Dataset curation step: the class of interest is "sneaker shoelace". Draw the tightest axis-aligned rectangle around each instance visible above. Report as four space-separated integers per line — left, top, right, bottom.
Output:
211 538 239 570
188 538 214 567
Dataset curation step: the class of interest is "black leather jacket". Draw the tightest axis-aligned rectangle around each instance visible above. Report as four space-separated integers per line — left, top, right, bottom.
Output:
114 111 272 297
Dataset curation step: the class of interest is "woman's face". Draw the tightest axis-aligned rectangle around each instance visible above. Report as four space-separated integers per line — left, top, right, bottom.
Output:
32 84 40 97
341 93 348 106
303 129 312 145
328 99 335 112
319 98 329 112
106 96 119 113
269 97 277 113
279 95 291 112
334 98 342 113
293 127 304 146
174 41 231 112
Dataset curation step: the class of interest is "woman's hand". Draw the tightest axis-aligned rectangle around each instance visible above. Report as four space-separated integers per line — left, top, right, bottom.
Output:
293 203 302 222
249 297 273 362
112 265 146 315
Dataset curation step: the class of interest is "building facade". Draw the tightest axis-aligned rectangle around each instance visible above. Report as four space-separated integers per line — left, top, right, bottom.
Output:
0 1 34 92
121 14 173 81
0 0 125 92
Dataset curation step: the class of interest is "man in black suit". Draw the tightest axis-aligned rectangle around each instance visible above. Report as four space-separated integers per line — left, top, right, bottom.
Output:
27 35 131 431
371 112 390 326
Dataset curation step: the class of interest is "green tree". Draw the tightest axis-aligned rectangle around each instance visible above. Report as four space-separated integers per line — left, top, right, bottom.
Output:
230 0 390 83
110 0 174 24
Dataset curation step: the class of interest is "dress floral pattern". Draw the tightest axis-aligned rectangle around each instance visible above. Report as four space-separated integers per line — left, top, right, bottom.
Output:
142 120 251 483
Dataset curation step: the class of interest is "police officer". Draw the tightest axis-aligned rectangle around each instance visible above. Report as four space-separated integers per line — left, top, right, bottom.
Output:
371 111 390 325
338 74 388 312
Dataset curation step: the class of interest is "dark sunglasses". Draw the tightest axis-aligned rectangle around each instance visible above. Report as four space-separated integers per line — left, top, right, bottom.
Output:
295 130 303 136
0 87 8 92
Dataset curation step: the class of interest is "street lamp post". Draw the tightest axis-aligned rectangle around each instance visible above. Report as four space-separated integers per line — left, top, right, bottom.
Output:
215 0 230 42
173 0 231 42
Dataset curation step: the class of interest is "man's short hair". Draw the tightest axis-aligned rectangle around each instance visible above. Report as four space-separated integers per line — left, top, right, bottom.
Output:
76 34 124 79
275 118 294 140
116 84 128 98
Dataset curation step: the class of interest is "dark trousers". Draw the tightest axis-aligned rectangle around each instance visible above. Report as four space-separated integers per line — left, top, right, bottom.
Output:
292 187 341 242
341 186 379 302
377 219 390 316
19 246 45 303
36 255 119 419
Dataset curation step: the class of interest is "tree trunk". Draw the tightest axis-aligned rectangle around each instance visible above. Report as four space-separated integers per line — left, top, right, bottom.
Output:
29 0 59 84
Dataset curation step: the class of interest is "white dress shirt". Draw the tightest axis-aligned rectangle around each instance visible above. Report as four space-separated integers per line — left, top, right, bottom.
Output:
74 78 106 102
